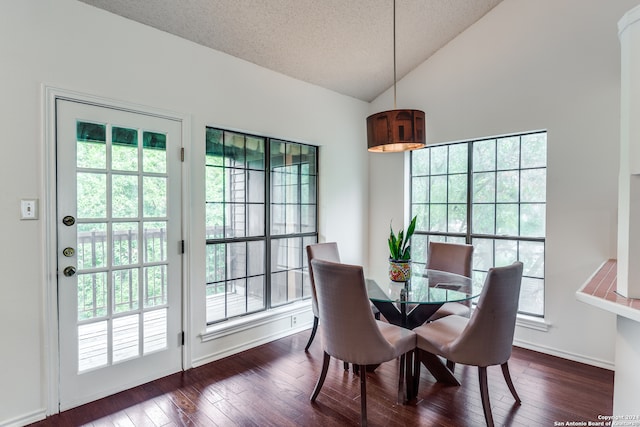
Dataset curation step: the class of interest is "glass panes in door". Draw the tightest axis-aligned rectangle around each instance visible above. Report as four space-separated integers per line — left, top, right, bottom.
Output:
74 121 170 372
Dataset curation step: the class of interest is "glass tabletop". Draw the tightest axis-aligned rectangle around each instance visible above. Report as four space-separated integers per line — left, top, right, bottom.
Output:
366 269 479 305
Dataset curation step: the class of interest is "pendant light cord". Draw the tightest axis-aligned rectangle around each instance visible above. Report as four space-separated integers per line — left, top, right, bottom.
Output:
393 0 397 109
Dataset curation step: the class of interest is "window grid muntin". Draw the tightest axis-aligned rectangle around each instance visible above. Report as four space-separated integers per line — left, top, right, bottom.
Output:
410 131 546 317
205 128 317 324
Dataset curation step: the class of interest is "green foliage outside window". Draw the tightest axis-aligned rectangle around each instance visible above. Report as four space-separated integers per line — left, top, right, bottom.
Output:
74 121 170 321
411 131 547 317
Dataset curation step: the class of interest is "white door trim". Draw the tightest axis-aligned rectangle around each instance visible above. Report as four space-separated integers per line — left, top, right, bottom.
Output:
42 85 192 415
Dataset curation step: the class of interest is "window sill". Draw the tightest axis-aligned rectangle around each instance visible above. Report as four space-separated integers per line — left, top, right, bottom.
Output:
200 300 312 342
516 313 549 332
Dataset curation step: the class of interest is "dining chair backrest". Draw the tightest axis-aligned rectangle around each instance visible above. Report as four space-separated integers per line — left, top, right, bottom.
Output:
426 241 474 278
447 261 523 367
412 261 524 426
306 243 341 317
310 258 399 365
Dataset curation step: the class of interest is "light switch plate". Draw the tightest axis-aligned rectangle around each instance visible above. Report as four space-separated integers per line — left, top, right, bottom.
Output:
21 199 38 220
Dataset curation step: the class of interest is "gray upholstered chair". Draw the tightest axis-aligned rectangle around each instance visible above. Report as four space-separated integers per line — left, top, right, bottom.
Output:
309 259 416 427
305 242 341 351
426 241 474 322
305 243 379 354
413 261 523 427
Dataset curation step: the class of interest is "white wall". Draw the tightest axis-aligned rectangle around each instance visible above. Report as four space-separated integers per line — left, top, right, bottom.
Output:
0 0 369 424
368 0 640 366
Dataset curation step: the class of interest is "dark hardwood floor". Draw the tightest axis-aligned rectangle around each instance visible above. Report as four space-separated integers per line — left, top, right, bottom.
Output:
30 331 614 426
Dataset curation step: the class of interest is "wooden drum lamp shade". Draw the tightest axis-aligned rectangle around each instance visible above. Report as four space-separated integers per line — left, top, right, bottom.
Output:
366 109 426 152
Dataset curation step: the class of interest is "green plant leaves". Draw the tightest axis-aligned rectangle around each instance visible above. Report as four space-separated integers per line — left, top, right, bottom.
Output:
388 215 417 261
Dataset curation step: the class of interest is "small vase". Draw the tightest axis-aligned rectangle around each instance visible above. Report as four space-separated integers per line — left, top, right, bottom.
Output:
389 259 411 282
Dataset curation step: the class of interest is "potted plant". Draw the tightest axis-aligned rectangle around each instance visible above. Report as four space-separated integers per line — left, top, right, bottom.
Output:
388 215 417 282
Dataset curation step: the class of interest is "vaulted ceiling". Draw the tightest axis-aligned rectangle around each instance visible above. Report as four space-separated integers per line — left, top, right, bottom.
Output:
78 0 503 102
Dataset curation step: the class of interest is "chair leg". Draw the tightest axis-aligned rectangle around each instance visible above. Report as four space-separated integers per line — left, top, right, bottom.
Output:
344 361 350 371
478 366 494 427
397 353 406 404
359 364 368 427
501 362 521 404
310 352 331 402
405 351 414 401
413 349 421 398
304 316 319 351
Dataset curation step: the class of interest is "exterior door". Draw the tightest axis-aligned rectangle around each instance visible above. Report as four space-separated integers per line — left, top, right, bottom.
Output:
56 99 183 410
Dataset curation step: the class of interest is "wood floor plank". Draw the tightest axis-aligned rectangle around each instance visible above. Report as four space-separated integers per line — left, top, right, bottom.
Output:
29 332 614 427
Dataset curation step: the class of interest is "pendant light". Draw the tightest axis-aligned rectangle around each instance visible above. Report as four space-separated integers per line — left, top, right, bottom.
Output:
366 0 426 152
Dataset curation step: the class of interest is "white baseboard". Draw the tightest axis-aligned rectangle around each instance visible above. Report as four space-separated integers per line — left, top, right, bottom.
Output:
514 338 614 370
0 408 47 427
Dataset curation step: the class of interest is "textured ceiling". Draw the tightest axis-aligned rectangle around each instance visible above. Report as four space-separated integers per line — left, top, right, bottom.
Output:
78 0 502 102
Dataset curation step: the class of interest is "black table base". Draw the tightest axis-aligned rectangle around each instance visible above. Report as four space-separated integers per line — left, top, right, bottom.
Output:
370 299 461 397
370 300 441 330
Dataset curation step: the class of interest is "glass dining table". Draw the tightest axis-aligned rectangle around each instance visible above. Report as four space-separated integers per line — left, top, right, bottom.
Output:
366 269 478 329
366 269 480 388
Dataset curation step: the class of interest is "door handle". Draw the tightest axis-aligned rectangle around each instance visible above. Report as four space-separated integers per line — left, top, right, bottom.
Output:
63 266 76 277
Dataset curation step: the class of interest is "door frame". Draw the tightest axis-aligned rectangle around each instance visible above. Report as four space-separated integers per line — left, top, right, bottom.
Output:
43 86 192 415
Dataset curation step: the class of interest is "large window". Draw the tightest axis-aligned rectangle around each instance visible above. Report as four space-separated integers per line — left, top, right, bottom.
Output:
205 128 317 324
410 131 546 316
